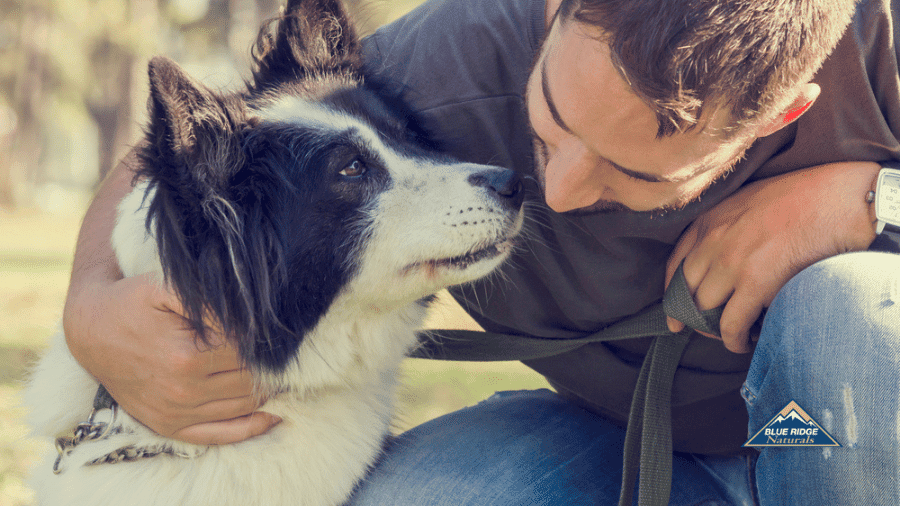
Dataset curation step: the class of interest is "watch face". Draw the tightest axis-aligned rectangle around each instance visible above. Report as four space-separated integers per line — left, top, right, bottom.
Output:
877 171 900 225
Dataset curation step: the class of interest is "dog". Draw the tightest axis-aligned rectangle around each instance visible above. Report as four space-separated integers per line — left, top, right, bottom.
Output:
24 1 524 504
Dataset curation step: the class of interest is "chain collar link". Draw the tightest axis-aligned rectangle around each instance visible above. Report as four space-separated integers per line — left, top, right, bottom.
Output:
53 386 192 474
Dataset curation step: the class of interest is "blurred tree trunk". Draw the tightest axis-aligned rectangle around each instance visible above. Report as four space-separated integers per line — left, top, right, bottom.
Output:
210 0 233 49
87 39 134 180
89 0 162 181
255 0 280 17
0 134 15 208
4 3 51 208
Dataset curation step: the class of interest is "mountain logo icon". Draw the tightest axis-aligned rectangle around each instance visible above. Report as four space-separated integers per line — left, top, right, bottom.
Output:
744 400 841 447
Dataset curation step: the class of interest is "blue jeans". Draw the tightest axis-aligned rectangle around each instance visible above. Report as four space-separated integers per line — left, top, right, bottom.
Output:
349 252 900 505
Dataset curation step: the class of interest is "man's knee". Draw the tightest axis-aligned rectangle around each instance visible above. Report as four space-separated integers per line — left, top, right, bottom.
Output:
746 252 899 402
764 251 899 342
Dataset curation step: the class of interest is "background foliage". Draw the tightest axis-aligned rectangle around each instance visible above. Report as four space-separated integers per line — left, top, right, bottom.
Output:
0 1 550 504
1 0 433 209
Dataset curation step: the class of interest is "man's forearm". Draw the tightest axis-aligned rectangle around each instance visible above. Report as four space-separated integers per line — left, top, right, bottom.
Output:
70 150 138 282
63 148 138 353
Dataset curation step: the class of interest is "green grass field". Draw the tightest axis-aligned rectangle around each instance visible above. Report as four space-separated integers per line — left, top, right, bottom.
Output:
0 205 550 506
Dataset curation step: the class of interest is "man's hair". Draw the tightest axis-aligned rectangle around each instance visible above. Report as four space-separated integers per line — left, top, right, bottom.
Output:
558 0 859 137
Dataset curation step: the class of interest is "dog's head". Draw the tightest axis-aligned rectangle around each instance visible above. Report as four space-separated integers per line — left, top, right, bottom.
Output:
128 0 524 374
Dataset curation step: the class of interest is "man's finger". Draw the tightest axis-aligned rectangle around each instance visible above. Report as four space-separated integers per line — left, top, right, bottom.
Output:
719 290 764 354
170 412 283 445
665 225 699 288
127 393 268 439
188 393 268 424
692 262 736 313
666 316 685 334
194 370 258 404
192 340 247 375
665 252 712 332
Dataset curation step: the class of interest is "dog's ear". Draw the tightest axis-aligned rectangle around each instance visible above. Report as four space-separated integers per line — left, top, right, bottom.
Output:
146 56 244 163
141 57 266 356
250 0 361 91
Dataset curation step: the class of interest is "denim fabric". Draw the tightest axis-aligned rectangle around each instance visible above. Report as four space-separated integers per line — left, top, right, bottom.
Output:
743 251 900 505
349 252 900 505
349 389 744 505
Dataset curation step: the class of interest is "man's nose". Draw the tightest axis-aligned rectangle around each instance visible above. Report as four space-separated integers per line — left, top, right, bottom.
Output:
542 139 604 213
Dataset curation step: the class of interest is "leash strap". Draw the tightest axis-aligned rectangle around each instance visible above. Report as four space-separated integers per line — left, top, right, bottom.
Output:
411 261 723 506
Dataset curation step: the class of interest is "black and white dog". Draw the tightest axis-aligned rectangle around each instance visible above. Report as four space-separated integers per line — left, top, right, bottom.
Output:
26 1 524 504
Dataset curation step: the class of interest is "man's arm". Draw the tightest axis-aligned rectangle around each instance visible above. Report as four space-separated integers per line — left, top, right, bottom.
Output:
63 148 280 444
665 161 880 352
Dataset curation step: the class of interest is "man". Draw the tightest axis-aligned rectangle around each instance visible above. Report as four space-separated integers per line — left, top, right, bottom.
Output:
64 0 900 503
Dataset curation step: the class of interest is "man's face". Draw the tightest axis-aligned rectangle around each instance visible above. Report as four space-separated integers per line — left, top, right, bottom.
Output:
525 17 759 214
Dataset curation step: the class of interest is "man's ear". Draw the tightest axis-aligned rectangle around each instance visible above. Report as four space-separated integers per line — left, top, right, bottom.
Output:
756 83 822 138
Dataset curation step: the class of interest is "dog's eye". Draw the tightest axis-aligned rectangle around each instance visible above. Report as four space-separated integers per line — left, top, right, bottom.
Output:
339 160 367 178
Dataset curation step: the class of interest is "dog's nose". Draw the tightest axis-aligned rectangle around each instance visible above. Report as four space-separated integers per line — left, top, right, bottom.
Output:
467 168 524 210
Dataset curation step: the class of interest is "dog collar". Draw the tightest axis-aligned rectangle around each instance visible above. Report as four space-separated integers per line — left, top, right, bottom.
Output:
53 385 194 474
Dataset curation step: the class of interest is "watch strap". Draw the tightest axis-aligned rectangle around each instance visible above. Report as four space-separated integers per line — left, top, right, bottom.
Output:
871 221 900 253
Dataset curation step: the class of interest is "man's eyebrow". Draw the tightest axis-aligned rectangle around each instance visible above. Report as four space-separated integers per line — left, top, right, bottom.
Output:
539 58 696 184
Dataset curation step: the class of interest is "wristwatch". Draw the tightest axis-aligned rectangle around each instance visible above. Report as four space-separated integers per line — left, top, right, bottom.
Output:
870 166 900 253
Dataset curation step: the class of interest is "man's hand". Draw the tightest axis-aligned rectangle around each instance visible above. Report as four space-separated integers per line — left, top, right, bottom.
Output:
64 274 281 444
665 162 880 353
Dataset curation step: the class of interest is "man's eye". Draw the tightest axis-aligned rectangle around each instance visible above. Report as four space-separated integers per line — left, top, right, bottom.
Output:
339 160 367 178
620 170 645 182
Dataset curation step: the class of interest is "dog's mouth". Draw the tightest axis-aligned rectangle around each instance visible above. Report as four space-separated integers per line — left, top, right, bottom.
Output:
405 237 515 274
430 241 509 269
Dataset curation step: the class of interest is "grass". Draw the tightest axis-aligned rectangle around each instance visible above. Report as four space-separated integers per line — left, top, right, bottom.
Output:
0 203 550 505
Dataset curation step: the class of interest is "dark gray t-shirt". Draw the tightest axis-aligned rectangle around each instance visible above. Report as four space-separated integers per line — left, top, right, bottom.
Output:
362 0 900 454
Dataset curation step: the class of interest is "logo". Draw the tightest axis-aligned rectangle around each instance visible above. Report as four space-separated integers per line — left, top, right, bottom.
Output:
744 400 840 447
